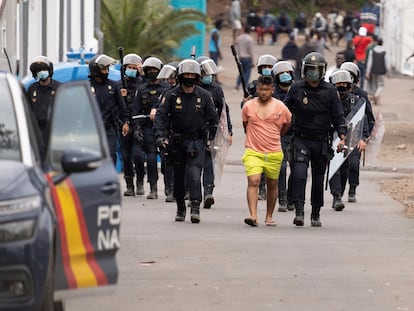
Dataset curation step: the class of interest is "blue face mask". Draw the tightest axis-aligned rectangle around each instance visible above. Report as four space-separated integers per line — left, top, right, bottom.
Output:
201 75 213 85
37 70 49 81
262 68 272 76
125 69 137 78
279 72 292 83
305 69 320 82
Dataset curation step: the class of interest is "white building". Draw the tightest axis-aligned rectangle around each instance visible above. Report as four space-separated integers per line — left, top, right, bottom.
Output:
0 0 99 77
380 0 414 75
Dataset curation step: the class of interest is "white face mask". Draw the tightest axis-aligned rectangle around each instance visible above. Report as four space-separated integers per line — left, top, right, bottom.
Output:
37 70 49 81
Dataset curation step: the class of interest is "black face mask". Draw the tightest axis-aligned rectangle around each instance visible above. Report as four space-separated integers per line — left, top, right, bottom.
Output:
180 77 197 87
98 72 109 81
336 86 348 93
147 72 158 81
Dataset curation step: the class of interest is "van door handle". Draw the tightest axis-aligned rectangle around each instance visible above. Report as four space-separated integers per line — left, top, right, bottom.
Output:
101 183 119 194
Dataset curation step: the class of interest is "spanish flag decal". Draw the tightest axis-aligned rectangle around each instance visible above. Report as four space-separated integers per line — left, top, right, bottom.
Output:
47 175 108 288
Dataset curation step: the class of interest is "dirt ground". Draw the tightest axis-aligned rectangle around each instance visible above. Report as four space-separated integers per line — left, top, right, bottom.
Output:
377 122 414 217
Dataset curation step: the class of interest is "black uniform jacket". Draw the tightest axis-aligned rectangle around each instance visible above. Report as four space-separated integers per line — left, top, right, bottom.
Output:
154 84 218 140
284 80 347 137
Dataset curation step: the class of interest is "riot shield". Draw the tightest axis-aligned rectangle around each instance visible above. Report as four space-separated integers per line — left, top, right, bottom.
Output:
365 111 385 165
328 98 366 180
210 107 231 186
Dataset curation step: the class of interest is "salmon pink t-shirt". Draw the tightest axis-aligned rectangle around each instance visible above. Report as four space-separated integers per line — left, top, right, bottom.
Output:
241 97 291 153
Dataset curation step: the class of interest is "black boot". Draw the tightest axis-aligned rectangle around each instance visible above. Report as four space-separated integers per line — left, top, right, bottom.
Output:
136 180 144 195
123 176 135 196
293 203 304 226
348 185 357 203
311 206 322 227
165 184 175 202
203 184 215 209
147 183 158 199
277 190 287 212
175 199 186 222
190 200 201 223
332 193 345 211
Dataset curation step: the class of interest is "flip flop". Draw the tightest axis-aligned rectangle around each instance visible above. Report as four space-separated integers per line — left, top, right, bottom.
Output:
265 220 277 227
244 218 258 227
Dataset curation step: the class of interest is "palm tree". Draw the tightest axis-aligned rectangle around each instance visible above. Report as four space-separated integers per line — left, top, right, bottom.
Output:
101 0 206 61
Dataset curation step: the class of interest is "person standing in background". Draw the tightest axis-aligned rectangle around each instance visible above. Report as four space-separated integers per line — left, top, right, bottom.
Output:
209 19 223 84
229 0 242 43
352 26 372 90
235 25 255 90
365 38 390 105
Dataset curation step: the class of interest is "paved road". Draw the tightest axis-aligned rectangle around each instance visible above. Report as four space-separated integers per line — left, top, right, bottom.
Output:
67 28 414 310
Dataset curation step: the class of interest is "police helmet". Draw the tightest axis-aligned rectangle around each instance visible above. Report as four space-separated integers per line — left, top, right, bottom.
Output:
142 57 163 72
157 64 177 80
301 52 327 82
177 59 201 77
257 54 278 74
195 55 219 75
29 56 54 78
88 54 116 77
123 53 142 66
329 69 352 85
272 61 294 76
340 62 360 83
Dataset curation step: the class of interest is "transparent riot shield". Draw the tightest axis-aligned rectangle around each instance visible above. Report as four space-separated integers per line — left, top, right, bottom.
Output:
328 98 366 180
210 107 231 186
365 111 385 165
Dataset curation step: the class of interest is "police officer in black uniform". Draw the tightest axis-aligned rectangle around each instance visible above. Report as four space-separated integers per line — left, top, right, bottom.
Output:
340 61 375 202
118 53 145 196
196 55 233 209
132 57 169 199
156 61 179 202
328 69 370 211
88 54 130 165
27 56 61 147
154 59 218 223
271 61 295 212
284 52 347 227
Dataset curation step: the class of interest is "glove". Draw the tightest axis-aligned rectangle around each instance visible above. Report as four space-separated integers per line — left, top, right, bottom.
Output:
134 129 144 143
156 137 169 150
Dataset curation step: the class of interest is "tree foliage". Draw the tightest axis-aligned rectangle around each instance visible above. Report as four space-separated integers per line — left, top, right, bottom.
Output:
101 0 206 61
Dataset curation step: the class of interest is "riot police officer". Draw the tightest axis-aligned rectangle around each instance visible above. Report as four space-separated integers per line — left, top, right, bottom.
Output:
156 61 179 202
154 59 218 223
88 54 130 165
27 56 61 147
132 57 169 199
118 53 145 196
196 55 233 209
340 61 376 202
271 61 295 212
328 69 370 211
284 52 347 227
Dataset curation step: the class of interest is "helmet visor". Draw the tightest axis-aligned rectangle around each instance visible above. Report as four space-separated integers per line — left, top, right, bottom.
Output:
200 59 219 75
157 64 176 79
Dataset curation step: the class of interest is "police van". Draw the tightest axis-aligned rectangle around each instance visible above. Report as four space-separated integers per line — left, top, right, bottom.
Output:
0 72 121 311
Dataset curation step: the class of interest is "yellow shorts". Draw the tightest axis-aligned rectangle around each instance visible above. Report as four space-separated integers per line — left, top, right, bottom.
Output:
242 148 284 179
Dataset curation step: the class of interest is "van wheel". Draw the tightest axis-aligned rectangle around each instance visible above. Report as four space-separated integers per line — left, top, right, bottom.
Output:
39 272 53 311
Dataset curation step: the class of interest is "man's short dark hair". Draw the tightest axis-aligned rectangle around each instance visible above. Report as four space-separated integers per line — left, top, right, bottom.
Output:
257 75 274 86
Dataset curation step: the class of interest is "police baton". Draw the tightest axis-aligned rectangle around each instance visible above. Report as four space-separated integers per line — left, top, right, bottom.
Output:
131 114 150 120
190 45 196 59
118 47 127 89
230 44 249 98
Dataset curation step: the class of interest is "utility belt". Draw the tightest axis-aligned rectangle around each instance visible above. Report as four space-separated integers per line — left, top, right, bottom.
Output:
294 131 329 142
171 131 204 141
